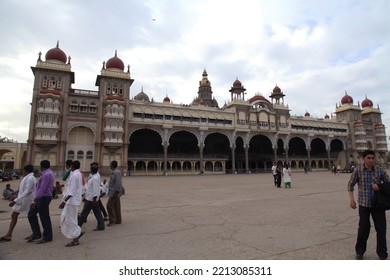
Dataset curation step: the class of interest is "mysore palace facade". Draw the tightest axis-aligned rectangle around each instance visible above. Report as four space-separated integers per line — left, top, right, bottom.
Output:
2 42 388 176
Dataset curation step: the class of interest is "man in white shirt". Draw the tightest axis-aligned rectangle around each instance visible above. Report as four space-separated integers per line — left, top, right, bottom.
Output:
59 160 84 247
271 162 277 187
0 165 36 242
78 164 105 231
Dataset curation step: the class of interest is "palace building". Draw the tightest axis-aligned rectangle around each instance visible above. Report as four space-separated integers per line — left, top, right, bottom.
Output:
23 42 388 176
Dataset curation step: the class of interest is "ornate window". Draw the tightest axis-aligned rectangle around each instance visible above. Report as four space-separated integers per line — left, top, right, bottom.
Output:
56 78 62 89
41 76 48 88
77 150 84 160
86 151 93 159
67 150 75 160
80 101 88 112
48 77 56 89
89 102 97 113
70 100 78 112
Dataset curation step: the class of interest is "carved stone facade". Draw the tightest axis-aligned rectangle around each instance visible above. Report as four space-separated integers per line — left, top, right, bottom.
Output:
25 43 388 176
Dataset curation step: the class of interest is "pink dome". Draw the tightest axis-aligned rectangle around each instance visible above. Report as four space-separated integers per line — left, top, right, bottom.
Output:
273 85 281 94
341 91 353 105
106 51 125 71
45 41 67 63
233 79 242 87
361 96 373 108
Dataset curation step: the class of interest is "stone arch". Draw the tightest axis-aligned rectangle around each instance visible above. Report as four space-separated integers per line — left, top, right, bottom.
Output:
288 136 307 156
128 128 164 154
129 127 163 145
167 130 199 155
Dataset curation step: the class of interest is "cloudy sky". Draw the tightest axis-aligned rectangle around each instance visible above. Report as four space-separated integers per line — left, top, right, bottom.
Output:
0 0 389 144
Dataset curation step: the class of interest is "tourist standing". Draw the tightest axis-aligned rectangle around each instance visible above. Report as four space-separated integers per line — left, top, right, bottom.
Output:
283 163 292 189
107 160 123 226
347 149 390 260
271 162 277 187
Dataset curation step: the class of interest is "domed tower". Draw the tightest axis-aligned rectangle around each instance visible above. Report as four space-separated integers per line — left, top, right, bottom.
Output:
95 50 134 171
191 69 219 107
269 84 285 105
361 95 373 109
27 41 75 168
229 77 246 101
134 87 150 102
360 95 388 160
335 91 361 122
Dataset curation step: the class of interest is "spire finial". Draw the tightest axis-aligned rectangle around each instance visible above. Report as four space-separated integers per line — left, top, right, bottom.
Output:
56 40 59 48
115 50 117 57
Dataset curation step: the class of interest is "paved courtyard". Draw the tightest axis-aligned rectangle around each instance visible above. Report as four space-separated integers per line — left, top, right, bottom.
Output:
0 171 388 260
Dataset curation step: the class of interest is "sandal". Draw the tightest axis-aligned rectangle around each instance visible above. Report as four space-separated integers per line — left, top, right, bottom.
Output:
65 240 80 247
0 236 11 242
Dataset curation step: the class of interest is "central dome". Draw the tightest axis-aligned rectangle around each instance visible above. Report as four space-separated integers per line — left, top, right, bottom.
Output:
106 50 125 71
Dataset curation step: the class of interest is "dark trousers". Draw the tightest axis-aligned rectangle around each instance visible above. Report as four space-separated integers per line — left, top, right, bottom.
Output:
276 174 281 188
78 200 105 230
107 196 121 224
356 205 388 259
28 196 53 241
273 174 277 186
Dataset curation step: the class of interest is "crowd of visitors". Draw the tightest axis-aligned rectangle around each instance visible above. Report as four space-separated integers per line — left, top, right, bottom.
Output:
0 159 123 247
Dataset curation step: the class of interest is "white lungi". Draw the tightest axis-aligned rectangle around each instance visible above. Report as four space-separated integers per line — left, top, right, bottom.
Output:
60 204 81 239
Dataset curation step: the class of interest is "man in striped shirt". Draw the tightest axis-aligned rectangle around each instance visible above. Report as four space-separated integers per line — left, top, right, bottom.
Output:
348 149 390 260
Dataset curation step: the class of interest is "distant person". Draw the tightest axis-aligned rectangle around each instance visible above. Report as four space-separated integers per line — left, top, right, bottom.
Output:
347 149 390 260
271 162 277 187
107 160 123 226
332 165 337 175
52 181 63 199
26 160 54 244
100 179 108 197
3 183 15 200
283 163 292 189
275 163 282 188
0 165 36 242
78 164 105 231
59 160 84 247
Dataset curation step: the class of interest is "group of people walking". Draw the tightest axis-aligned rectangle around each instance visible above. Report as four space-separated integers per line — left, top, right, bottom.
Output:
0 159 123 247
271 162 292 188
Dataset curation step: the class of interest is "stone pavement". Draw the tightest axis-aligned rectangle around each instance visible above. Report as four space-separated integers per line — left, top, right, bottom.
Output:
0 171 388 260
